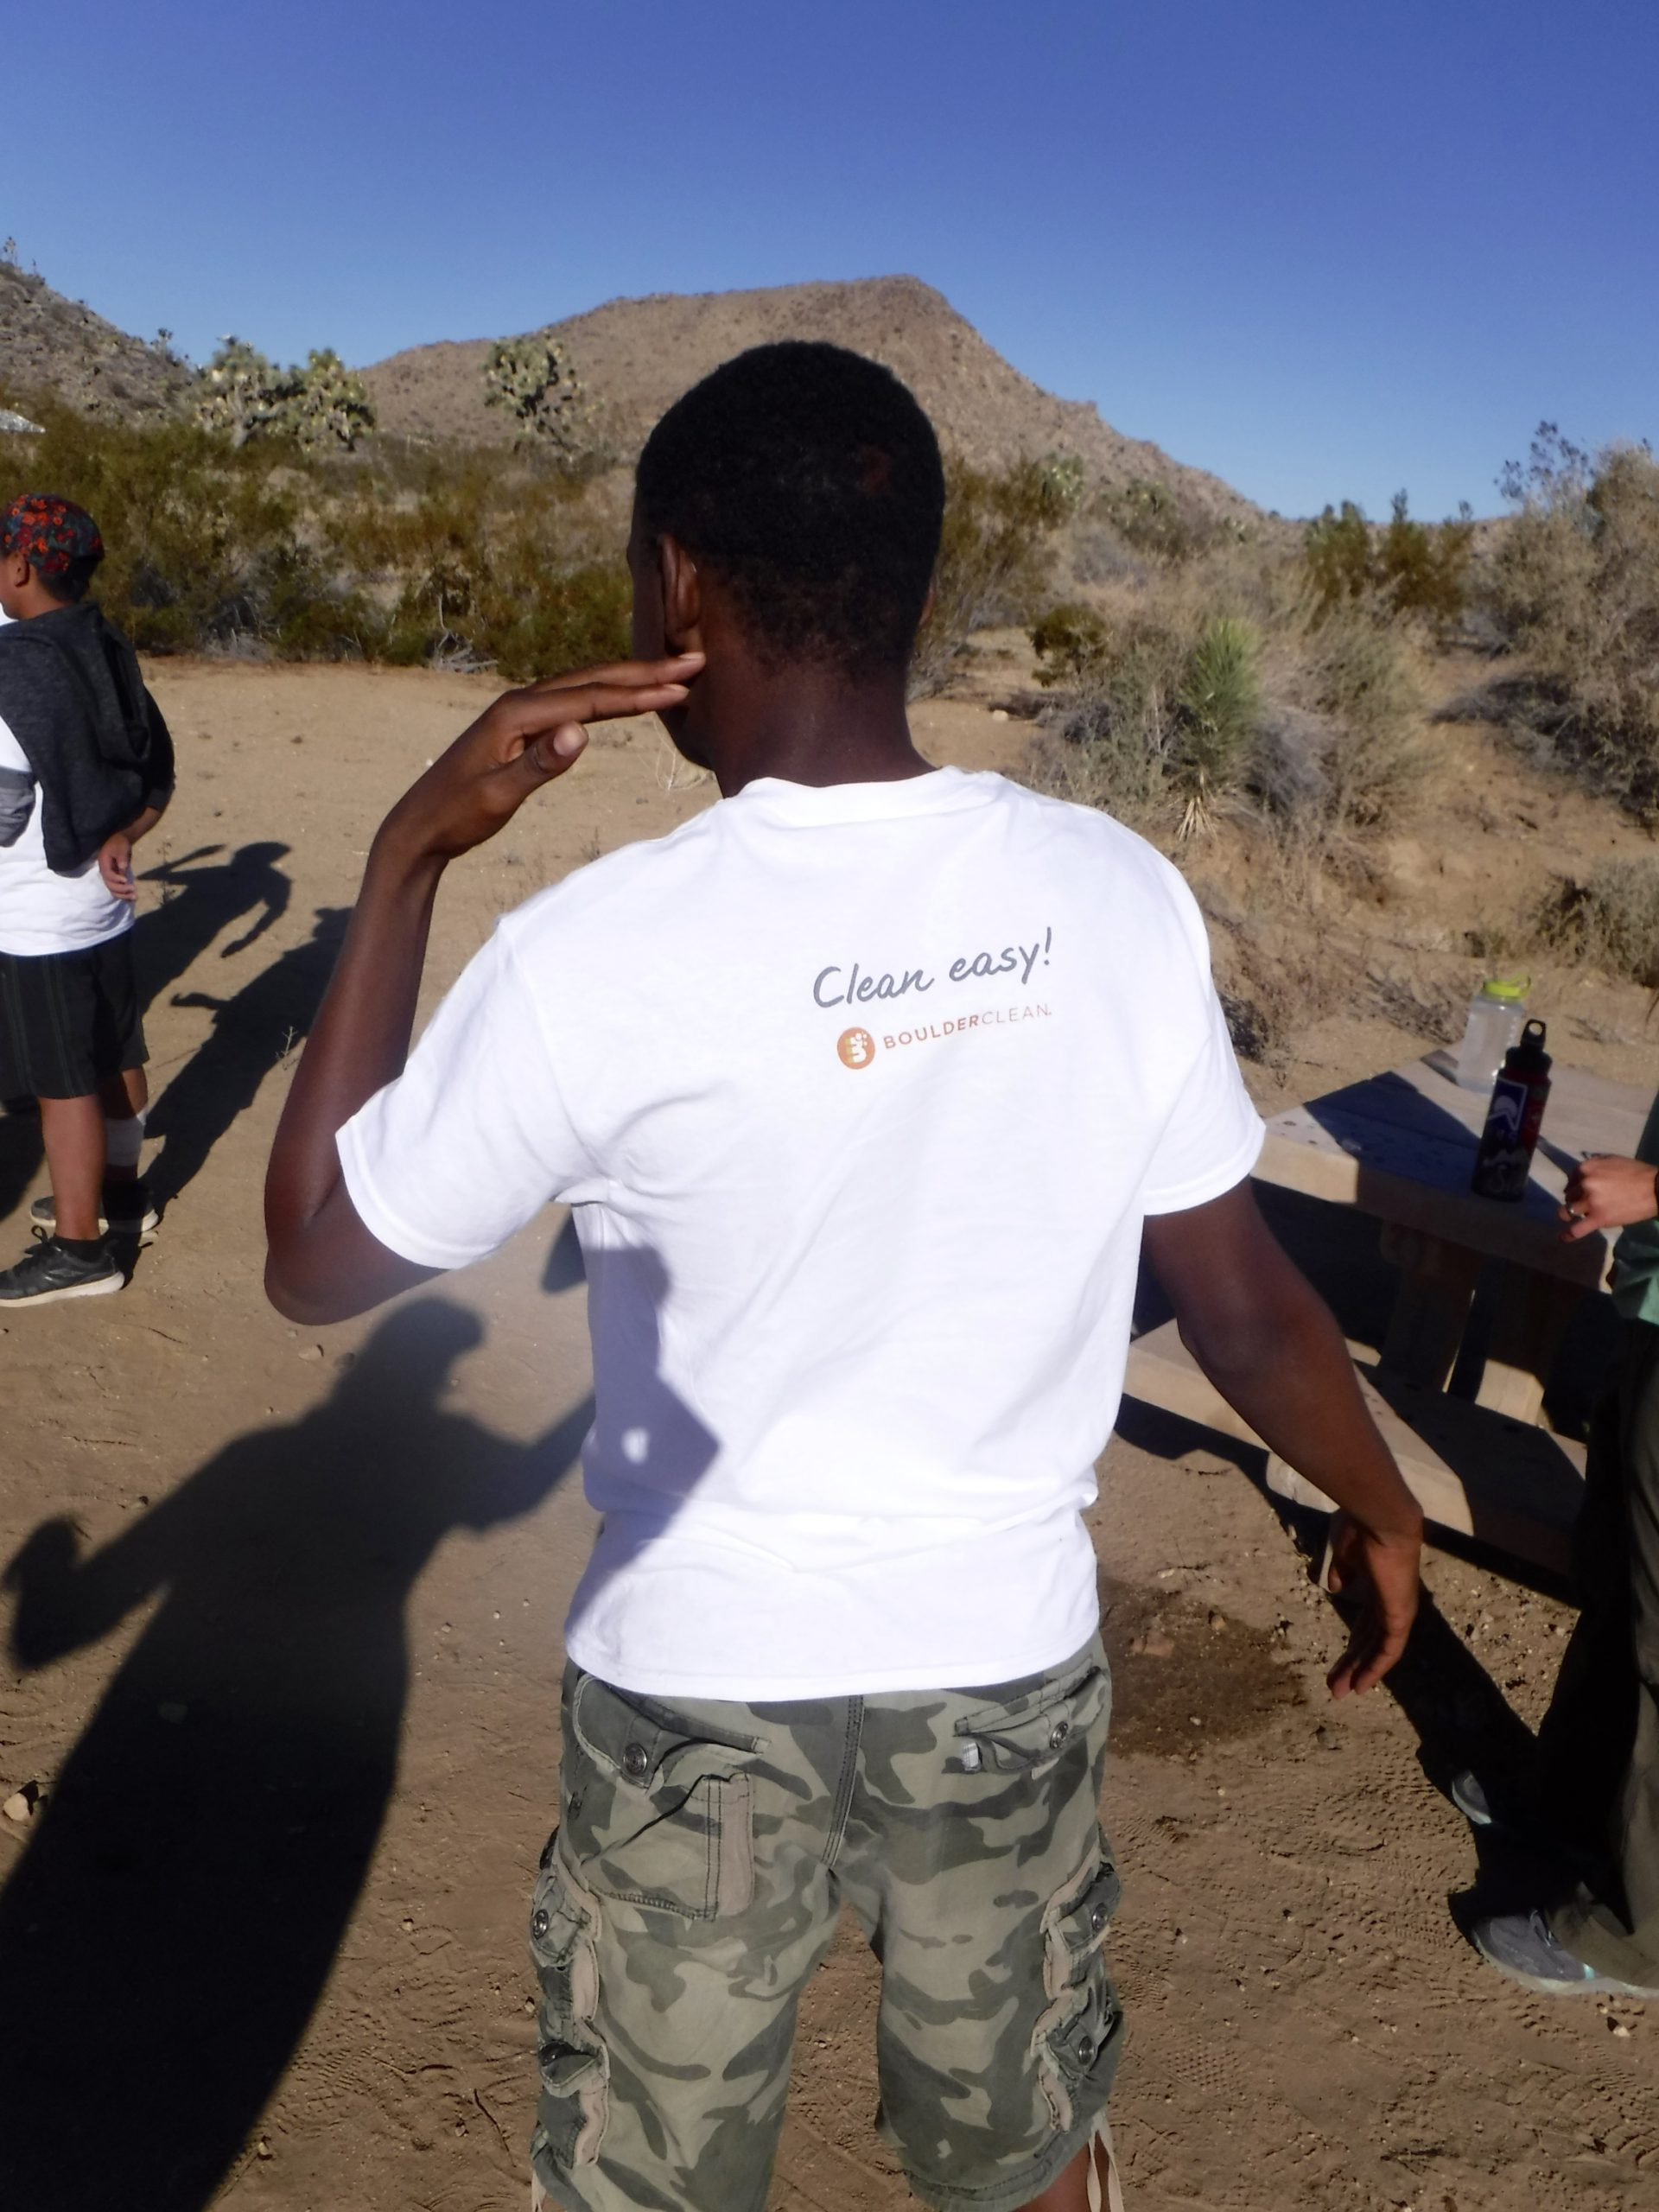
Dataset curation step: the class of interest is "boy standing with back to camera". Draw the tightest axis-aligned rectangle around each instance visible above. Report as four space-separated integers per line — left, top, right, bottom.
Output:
266 345 1423 2210
0 493 172 1304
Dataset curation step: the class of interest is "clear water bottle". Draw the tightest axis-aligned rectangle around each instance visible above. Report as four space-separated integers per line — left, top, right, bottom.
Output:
1454 976 1529 1092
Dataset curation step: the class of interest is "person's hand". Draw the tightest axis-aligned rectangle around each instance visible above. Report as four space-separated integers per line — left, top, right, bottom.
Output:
98 831 137 900
375 654 703 867
1561 1154 1659 1241
1323 1511 1421 1696
2 1516 78 1595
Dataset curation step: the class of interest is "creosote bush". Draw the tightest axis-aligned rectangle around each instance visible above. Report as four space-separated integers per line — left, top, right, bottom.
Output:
910 454 1084 695
1303 492 1472 625
1535 858 1659 987
1488 425 1659 817
1027 556 1427 861
0 395 628 674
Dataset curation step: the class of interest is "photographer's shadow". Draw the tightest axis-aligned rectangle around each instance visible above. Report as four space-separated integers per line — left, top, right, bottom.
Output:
0 1298 592 2212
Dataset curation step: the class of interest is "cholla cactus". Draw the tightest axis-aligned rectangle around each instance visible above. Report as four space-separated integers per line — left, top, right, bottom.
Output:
195 340 374 452
483 330 592 456
195 338 287 448
1035 451 1087 519
283 348 375 453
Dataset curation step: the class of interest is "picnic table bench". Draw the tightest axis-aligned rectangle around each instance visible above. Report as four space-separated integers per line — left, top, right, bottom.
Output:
1123 1052 1653 1575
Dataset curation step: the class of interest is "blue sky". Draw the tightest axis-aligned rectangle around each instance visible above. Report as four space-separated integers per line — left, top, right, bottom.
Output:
7 0 1656 517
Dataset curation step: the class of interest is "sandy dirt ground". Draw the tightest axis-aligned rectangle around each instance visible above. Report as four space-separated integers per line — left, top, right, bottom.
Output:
3 657 1657 2212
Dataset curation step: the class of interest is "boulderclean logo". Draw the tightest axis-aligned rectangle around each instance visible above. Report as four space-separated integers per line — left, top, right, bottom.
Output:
837 1027 877 1069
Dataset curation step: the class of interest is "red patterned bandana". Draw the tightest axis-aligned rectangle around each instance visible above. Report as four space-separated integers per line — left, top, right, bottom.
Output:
0 493 105 577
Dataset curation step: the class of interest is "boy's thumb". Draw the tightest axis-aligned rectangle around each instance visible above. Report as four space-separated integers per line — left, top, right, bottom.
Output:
524 726 587 779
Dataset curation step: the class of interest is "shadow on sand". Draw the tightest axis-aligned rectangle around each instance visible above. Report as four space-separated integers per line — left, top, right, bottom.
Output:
0 1298 592 2211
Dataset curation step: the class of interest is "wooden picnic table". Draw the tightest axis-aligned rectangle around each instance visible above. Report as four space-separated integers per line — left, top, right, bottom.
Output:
1257 1050 1649 1421
1124 1051 1655 1575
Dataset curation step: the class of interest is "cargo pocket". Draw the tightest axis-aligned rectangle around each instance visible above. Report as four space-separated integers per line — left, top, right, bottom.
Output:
955 1657 1110 1777
565 1672 762 1921
1033 1845 1125 2134
528 1840 607 2172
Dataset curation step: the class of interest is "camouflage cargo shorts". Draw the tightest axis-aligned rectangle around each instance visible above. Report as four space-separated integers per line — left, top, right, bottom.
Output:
527 1634 1122 2212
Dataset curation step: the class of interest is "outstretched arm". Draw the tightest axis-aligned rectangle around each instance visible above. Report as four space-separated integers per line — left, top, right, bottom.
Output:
4 1497 184 1669
1143 1180 1423 1696
264 656 701 1325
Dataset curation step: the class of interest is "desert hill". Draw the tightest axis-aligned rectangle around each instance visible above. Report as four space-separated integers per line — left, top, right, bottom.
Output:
362 275 1258 520
0 263 1257 521
0 260 194 423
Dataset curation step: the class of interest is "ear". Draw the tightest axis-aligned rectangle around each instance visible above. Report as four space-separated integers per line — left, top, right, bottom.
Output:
658 535 704 656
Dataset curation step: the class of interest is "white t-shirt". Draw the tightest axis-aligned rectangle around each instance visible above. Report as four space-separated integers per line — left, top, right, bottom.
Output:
0 610 132 958
340 767 1264 1699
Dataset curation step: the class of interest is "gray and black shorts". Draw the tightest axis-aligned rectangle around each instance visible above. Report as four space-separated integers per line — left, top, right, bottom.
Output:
529 1635 1122 2212
0 937 146 1101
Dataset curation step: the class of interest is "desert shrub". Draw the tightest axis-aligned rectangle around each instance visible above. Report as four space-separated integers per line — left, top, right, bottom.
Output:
1487 425 1659 815
1027 598 1270 836
483 330 595 458
0 397 622 669
194 340 375 454
1304 493 1472 624
1094 477 1199 563
1284 599 1427 833
1535 857 1659 985
1030 601 1109 686
1031 561 1427 855
0 396 372 654
333 460 628 677
910 456 1082 695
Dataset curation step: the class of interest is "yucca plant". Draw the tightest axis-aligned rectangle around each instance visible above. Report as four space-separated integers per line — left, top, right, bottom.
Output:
1173 615 1262 837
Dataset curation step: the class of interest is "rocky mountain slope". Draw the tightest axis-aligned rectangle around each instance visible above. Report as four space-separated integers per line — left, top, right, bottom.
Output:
363 275 1256 519
0 261 194 423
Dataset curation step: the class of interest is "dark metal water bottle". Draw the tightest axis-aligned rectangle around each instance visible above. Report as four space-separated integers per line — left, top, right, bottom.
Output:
1471 1018 1552 1202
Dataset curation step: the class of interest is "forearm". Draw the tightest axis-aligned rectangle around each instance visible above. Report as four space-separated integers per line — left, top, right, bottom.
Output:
264 833 444 1314
262 651 698 1322
124 801 165 844
1180 1276 1422 1536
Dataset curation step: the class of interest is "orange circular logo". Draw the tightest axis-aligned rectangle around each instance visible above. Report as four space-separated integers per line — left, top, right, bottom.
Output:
837 1027 877 1069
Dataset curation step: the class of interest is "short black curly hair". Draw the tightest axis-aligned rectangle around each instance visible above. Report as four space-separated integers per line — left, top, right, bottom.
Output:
635 341 945 681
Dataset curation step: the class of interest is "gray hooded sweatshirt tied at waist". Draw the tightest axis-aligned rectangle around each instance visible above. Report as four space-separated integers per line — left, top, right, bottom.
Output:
0 603 175 870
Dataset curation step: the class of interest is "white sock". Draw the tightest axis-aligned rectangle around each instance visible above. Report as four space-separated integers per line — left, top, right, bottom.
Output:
104 1109 145 1172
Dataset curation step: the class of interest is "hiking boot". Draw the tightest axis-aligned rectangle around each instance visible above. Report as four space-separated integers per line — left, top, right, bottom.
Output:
30 1177 158 1241
1471 1908 1659 1999
0 1230 122 1306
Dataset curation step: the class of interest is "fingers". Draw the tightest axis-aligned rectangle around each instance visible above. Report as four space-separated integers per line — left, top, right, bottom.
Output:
499 678 696 743
518 652 703 698
1332 1605 1412 1696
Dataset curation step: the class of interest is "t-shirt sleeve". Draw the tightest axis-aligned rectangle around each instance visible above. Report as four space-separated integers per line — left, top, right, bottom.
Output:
1141 874 1266 1217
336 925 594 1270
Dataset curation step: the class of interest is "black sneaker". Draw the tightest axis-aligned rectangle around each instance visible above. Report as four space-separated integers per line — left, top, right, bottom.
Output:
0 1230 122 1306
30 1178 158 1241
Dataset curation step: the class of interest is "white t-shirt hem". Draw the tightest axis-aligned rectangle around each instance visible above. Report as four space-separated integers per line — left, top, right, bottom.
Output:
563 1611 1102 1701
